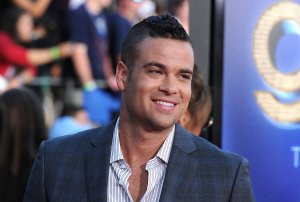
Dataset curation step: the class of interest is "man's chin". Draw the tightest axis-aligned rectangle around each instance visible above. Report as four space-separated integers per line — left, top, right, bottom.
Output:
145 117 177 132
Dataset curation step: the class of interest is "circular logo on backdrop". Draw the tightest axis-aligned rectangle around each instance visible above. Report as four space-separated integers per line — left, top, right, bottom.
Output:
253 1 300 124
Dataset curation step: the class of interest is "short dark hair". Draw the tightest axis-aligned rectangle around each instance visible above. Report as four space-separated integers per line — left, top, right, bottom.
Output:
121 14 192 68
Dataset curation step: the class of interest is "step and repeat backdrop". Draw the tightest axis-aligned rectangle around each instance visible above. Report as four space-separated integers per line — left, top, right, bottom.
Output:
222 0 300 201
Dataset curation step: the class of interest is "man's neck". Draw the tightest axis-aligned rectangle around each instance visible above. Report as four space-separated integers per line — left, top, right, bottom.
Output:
118 119 173 167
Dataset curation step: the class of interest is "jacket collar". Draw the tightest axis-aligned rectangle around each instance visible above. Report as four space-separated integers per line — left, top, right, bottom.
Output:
172 123 198 153
159 124 199 201
89 119 117 147
84 121 116 201
84 122 198 201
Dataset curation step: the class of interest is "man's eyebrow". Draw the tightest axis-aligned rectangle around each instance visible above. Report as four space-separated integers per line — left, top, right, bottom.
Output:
143 62 193 74
142 62 165 69
179 69 193 75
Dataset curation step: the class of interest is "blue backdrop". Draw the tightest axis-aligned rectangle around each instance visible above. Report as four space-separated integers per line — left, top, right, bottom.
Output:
222 0 300 201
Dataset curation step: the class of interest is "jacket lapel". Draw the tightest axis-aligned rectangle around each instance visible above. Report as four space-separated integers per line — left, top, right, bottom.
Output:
84 122 115 201
83 122 198 201
159 124 199 202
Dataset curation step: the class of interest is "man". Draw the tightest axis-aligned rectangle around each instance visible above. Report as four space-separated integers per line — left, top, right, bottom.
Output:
24 14 255 201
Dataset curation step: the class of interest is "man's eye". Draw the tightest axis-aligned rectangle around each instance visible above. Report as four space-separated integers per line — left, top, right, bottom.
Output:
148 70 162 74
179 74 192 80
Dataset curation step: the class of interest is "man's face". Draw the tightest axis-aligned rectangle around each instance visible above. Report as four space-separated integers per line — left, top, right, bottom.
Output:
117 37 194 131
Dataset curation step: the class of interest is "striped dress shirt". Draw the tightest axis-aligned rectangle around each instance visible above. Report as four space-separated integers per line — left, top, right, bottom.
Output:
107 119 175 202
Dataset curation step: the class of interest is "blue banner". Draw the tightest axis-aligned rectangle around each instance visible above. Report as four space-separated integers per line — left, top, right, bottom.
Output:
222 0 300 201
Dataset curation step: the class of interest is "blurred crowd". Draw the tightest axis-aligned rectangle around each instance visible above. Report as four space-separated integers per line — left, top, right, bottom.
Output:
0 0 193 201
0 0 189 127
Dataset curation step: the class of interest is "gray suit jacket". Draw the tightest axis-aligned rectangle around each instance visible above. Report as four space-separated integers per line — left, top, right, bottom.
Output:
24 122 255 202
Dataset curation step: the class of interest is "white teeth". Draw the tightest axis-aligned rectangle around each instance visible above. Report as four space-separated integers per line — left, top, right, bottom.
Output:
156 101 174 107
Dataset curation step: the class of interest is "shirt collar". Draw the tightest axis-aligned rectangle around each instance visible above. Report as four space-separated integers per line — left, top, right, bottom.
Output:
110 118 123 163
110 118 175 164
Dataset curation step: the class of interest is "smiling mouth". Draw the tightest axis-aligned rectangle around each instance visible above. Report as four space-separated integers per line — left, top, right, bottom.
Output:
156 100 175 107
152 99 178 113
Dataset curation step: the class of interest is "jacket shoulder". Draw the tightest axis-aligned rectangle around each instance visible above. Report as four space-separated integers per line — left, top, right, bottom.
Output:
43 126 110 153
175 124 246 163
190 134 249 167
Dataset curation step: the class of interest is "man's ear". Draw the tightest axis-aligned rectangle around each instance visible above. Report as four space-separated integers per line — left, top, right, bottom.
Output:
116 61 128 91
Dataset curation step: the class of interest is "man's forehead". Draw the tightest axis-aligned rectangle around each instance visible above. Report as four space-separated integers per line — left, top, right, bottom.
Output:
133 39 194 70
138 36 192 45
135 37 194 58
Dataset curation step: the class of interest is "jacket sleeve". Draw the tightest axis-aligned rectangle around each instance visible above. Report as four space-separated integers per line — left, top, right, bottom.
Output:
230 157 256 202
23 141 47 202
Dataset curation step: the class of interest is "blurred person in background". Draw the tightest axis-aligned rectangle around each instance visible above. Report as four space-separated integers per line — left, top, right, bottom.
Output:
0 7 75 90
179 65 213 136
0 0 59 51
69 0 85 10
68 0 118 91
0 0 75 79
0 87 47 202
67 0 131 125
116 0 142 24
167 0 189 33
1 0 65 43
49 104 94 139
116 0 156 25
0 0 51 18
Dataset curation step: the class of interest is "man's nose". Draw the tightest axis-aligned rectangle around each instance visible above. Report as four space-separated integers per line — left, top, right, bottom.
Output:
158 76 178 95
